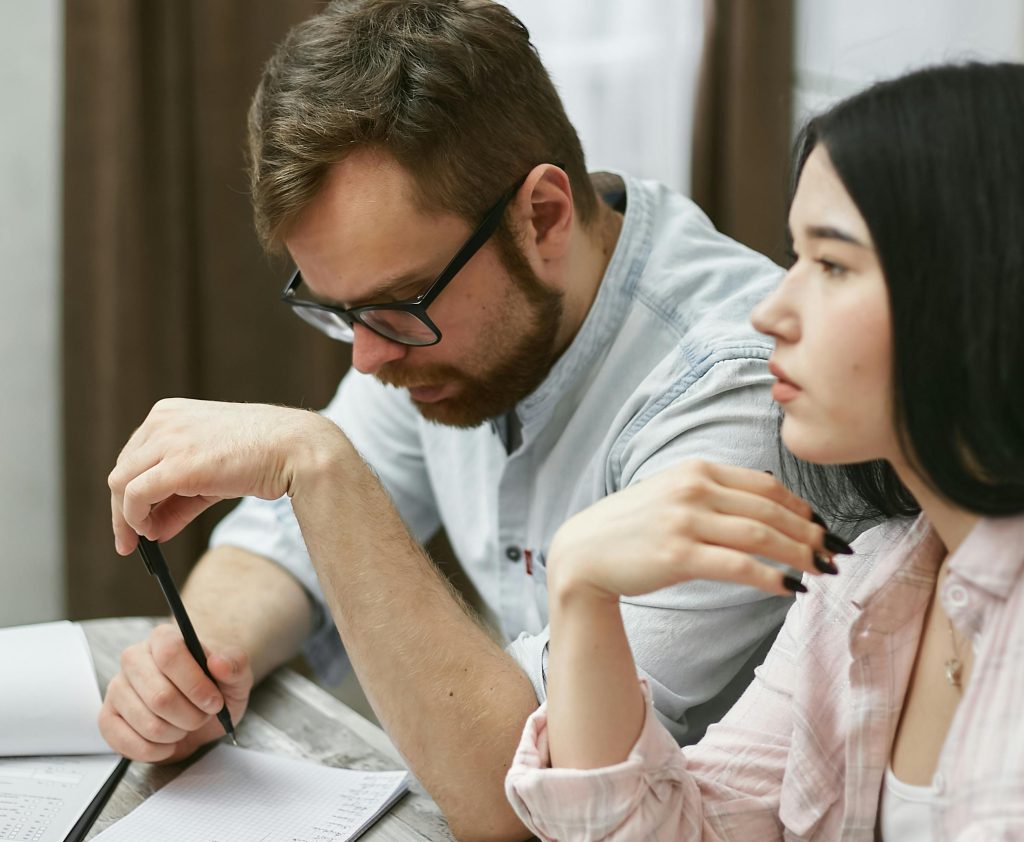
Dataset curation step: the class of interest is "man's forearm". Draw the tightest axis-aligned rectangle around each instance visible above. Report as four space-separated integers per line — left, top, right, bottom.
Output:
181 545 314 683
290 433 536 842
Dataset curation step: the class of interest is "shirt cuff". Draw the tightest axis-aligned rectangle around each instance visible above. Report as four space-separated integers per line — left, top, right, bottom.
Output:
505 678 688 840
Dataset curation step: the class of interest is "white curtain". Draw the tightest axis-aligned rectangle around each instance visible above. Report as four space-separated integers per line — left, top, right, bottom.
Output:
503 0 705 194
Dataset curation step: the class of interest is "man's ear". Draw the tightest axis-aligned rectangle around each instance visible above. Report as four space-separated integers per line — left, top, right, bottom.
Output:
514 163 574 262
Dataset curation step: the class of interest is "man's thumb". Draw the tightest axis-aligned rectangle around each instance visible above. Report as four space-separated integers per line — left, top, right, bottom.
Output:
207 648 252 697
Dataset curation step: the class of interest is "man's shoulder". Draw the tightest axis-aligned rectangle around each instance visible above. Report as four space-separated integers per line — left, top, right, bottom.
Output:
613 173 783 352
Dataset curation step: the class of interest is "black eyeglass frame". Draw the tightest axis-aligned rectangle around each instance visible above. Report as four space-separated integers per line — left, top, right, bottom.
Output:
281 175 528 347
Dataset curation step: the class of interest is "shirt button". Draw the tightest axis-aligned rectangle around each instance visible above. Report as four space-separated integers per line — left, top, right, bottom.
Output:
946 584 969 609
505 545 521 562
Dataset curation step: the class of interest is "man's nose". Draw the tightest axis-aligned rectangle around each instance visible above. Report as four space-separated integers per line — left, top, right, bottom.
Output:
350 323 408 374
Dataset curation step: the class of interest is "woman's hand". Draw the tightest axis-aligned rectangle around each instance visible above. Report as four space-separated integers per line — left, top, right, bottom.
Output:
107 398 347 554
547 459 843 601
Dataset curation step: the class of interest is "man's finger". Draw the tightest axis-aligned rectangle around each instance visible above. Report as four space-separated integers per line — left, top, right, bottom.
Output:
121 639 220 730
206 648 253 710
106 672 190 745
98 705 178 763
146 494 222 543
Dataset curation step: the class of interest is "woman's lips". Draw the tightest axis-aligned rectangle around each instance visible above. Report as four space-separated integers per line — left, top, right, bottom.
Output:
768 360 801 403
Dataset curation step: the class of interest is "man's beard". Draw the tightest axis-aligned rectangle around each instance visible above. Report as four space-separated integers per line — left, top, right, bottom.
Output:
375 243 564 428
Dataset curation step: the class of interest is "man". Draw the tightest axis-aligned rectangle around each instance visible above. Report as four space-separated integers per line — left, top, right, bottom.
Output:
102 2 800 839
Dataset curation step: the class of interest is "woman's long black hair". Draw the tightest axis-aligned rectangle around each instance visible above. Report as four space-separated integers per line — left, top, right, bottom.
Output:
782 62 1024 523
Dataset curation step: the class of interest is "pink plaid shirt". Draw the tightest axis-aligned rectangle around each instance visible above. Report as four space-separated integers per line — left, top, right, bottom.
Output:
506 514 1024 840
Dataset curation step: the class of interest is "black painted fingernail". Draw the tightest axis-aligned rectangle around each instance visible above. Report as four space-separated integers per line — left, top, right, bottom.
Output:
764 469 774 475
824 532 854 555
810 510 827 528
783 574 807 593
813 553 839 575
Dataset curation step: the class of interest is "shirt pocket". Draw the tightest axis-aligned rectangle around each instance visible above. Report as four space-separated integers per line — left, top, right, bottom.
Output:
778 729 844 838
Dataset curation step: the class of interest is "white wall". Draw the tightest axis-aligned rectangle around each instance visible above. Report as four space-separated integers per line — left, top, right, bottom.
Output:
502 0 705 194
795 0 1024 127
0 1 64 626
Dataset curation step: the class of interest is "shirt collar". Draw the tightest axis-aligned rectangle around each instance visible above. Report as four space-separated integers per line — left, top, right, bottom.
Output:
946 513 1024 600
848 512 1024 639
849 514 943 635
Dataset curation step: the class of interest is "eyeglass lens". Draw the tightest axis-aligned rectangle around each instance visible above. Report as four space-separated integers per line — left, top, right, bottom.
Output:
293 305 439 346
359 309 437 345
292 307 355 342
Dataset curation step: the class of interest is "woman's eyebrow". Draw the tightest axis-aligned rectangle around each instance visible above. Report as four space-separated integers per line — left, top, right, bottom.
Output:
804 224 870 249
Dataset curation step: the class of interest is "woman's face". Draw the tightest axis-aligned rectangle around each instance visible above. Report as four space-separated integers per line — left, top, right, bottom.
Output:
751 144 899 466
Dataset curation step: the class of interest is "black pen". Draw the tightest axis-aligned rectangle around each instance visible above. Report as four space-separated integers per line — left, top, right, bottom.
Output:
136 536 239 746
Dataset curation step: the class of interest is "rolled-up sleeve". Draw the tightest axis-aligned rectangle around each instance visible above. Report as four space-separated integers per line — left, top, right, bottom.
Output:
210 369 439 684
507 591 805 841
507 681 698 841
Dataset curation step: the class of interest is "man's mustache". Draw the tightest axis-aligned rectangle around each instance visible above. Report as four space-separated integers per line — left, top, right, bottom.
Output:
376 363 464 390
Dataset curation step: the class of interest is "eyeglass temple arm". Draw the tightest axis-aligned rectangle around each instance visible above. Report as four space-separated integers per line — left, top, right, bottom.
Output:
418 181 524 308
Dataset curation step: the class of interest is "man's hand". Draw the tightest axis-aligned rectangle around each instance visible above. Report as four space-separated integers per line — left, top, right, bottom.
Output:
98 623 254 762
107 398 343 555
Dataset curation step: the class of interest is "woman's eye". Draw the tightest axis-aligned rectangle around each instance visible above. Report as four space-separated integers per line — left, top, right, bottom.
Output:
817 259 847 278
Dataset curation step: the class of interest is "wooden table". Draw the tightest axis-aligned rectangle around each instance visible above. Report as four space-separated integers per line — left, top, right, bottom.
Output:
81 617 454 841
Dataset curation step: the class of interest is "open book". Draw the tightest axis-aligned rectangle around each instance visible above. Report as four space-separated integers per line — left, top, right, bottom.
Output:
0 621 128 842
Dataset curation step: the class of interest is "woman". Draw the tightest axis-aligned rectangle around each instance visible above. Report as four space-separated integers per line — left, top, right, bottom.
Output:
505 62 1024 839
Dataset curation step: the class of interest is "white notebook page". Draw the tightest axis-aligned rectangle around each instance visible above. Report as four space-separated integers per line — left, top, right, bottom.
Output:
0 621 110 756
94 745 410 842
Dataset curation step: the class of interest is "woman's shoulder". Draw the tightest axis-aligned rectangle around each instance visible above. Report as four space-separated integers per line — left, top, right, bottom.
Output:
800 516 920 626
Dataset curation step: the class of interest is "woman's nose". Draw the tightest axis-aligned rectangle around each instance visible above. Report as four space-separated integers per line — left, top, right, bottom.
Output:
751 269 800 342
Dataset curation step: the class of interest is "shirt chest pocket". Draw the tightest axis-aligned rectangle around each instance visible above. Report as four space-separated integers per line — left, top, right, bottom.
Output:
778 729 844 838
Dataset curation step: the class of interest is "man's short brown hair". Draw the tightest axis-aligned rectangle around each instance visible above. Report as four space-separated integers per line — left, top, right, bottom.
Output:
247 0 598 254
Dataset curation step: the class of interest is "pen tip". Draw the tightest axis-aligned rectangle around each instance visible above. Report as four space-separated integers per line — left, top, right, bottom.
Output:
231 735 239 747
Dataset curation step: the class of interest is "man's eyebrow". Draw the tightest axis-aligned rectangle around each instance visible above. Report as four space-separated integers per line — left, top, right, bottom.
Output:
356 271 434 305
319 268 435 308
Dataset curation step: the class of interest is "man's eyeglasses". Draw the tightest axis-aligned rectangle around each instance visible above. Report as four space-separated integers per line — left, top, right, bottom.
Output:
281 177 526 347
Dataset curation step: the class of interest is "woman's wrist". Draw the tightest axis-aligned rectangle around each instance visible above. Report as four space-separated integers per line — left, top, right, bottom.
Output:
548 540 621 611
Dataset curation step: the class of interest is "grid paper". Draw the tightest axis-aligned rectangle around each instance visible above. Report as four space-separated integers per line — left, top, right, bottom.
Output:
94 745 409 842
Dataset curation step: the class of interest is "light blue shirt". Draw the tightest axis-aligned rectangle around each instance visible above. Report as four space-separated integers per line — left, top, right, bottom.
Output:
211 172 791 743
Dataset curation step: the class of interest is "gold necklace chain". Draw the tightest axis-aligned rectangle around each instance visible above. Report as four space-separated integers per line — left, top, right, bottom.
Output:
944 618 963 690
938 559 966 691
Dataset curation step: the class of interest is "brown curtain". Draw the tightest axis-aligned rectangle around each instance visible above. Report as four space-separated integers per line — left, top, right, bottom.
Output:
691 0 794 265
63 1 347 620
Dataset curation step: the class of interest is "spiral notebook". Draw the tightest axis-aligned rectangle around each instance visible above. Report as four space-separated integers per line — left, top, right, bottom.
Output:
93 744 409 842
